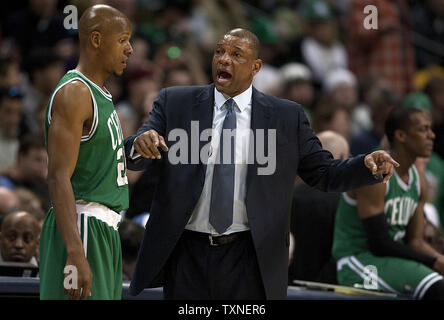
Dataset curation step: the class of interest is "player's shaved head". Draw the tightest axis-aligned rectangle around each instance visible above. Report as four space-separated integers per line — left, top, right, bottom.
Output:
78 4 130 50
224 28 260 59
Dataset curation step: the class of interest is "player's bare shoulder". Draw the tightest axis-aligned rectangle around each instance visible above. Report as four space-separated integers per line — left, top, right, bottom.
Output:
52 79 93 122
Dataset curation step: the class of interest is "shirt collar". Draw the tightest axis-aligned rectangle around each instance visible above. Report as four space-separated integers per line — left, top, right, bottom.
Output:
214 84 252 113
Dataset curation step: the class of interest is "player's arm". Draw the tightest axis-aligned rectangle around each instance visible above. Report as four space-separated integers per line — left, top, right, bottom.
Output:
406 172 444 274
356 183 436 268
47 80 93 300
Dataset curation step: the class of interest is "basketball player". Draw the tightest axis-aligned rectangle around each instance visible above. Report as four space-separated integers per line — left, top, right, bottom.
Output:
39 5 133 300
332 106 444 299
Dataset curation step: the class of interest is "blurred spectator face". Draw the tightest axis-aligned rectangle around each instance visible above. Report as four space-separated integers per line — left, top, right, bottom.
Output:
141 91 158 124
0 211 39 263
127 38 150 70
329 83 358 112
33 62 65 95
116 107 138 139
317 130 350 160
0 96 22 137
286 81 314 108
426 78 444 122
0 60 22 88
18 147 48 181
164 69 193 87
29 0 58 18
328 108 351 140
310 20 336 47
0 187 19 215
129 77 159 115
314 104 351 140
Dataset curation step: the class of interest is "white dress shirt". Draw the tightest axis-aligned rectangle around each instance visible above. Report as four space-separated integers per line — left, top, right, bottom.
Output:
185 85 253 235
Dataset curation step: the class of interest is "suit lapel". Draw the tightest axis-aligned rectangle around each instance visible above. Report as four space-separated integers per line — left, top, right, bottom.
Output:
246 87 274 195
192 84 215 186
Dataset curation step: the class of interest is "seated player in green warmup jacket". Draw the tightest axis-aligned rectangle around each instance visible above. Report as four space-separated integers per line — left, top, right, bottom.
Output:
332 106 444 299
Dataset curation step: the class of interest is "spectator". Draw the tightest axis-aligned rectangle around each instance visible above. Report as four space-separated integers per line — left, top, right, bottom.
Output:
116 66 160 124
350 86 398 156
279 62 315 115
424 76 444 159
0 86 23 170
189 0 248 55
312 100 351 141
0 135 49 211
119 219 145 280
2 0 72 58
323 68 358 113
350 76 392 139
347 0 415 97
0 56 23 89
0 187 19 217
163 65 194 88
251 16 284 95
22 47 64 134
0 210 40 266
299 0 348 87
289 130 350 284
412 0 444 68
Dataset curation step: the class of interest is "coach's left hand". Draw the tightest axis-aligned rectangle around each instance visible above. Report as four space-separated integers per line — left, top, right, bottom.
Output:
364 150 400 184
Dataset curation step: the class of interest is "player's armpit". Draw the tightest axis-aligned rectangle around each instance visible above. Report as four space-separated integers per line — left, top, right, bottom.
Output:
356 182 387 219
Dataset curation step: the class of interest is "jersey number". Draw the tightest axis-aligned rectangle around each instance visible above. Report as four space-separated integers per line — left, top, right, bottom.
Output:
117 147 128 186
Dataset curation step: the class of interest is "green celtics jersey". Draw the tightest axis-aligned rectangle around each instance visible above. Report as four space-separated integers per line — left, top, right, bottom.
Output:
332 165 421 260
44 70 129 212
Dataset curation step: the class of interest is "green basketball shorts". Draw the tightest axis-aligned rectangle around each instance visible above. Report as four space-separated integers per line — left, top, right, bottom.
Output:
336 252 443 299
39 202 122 300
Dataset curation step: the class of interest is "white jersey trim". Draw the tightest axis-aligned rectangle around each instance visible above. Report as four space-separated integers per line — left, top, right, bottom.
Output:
393 167 413 192
342 192 357 206
411 164 421 198
48 77 99 142
68 69 113 101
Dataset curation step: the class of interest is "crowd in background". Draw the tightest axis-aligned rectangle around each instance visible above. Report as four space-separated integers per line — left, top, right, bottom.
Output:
1 0 444 284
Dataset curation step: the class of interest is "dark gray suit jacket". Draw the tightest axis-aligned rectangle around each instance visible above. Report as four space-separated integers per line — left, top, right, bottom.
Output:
124 84 381 299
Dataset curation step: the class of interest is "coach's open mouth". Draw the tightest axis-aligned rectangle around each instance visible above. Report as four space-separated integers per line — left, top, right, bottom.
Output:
217 70 232 84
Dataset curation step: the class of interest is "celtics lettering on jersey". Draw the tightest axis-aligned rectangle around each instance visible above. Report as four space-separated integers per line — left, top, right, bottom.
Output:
45 70 129 212
107 109 128 187
384 196 417 226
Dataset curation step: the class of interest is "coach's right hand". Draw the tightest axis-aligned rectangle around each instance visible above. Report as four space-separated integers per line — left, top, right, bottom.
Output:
134 129 169 159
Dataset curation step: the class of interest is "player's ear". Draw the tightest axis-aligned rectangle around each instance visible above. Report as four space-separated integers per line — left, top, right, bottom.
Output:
394 129 406 143
90 31 101 49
